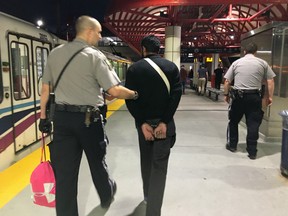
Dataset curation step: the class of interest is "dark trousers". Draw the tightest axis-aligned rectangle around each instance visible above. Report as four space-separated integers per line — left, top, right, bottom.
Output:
181 81 186 93
136 120 175 216
215 78 222 90
227 93 264 156
49 111 113 216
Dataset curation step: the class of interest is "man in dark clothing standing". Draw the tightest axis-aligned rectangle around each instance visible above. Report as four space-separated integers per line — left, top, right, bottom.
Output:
180 65 188 94
214 64 224 90
125 35 182 216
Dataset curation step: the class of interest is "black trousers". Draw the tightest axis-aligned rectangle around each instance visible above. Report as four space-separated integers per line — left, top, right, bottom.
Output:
215 78 222 90
227 93 264 156
49 111 113 216
136 120 175 216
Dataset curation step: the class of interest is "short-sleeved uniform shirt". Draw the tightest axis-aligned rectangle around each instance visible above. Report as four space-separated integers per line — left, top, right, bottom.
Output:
42 39 120 107
224 54 276 89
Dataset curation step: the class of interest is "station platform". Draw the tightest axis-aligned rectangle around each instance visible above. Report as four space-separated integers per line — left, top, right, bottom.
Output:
0 87 287 216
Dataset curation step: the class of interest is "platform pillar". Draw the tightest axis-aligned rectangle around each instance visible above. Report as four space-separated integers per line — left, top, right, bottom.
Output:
164 26 181 69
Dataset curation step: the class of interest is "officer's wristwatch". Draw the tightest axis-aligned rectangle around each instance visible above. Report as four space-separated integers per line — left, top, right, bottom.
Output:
133 91 139 100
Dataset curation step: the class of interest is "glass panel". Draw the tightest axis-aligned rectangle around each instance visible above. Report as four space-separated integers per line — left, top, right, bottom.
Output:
11 42 30 100
36 47 48 95
110 60 119 76
118 62 123 80
276 28 288 98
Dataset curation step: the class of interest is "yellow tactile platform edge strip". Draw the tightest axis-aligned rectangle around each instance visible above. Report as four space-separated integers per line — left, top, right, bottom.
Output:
0 99 125 209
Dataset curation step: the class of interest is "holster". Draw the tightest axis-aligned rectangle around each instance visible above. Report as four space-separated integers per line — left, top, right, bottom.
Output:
229 88 237 100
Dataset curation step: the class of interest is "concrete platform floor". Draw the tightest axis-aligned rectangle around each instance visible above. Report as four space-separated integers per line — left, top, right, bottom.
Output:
1 88 287 216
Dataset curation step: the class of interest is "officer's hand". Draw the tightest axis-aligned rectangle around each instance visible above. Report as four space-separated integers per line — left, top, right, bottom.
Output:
267 97 273 106
39 118 52 133
224 95 230 103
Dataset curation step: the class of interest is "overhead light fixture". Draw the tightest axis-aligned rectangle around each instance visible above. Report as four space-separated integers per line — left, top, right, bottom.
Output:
160 10 168 18
36 19 44 28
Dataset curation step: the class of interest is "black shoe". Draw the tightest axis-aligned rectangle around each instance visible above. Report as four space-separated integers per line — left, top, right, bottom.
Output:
226 144 237 152
248 155 256 160
101 180 117 208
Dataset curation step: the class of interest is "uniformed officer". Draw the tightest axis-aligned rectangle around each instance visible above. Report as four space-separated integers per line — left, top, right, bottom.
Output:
223 42 275 160
39 16 138 216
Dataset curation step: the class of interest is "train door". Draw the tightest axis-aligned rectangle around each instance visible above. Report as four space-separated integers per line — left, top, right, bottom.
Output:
7 34 49 152
33 42 49 142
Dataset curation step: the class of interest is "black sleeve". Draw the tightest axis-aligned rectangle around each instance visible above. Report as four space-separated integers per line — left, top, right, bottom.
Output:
125 67 146 126
161 64 182 124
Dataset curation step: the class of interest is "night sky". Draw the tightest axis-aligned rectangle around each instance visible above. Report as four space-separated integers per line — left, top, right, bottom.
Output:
0 0 112 39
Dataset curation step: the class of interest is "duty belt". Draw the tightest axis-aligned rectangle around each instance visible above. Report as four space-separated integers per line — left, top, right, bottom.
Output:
236 89 260 94
55 104 95 113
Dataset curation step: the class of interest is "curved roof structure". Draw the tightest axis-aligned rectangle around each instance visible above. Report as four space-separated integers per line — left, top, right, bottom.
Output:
103 0 288 56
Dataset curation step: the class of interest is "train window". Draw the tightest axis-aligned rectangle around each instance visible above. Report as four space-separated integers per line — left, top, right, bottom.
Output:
36 47 48 95
118 62 124 81
10 42 31 100
110 60 118 74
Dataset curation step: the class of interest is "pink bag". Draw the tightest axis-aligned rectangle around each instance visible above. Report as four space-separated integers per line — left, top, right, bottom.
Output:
30 134 56 207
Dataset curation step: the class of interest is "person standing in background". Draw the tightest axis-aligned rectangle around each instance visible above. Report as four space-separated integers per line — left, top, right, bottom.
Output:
224 42 275 160
180 65 188 94
125 35 182 216
39 15 139 216
214 64 224 90
197 64 208 95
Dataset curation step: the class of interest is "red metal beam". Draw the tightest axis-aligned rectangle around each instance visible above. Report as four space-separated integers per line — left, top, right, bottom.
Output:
104 1 288 56
108 0 288 13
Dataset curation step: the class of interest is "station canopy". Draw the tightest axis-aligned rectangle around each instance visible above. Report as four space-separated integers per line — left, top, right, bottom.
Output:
103 0 288 56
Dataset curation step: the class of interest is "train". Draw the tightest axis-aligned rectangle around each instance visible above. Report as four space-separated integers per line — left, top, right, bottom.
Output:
0 12 132 171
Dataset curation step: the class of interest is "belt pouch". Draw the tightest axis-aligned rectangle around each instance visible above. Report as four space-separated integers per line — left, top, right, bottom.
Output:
261 85 265 99
47 93 55 122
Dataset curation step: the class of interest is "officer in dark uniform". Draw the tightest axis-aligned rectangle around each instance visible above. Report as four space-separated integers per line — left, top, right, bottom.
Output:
125 35 182 216
39 16 138 216
224 42 275 160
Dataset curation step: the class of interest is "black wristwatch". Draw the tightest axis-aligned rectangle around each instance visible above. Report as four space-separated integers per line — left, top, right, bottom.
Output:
224 93 229 96
133 91 139 100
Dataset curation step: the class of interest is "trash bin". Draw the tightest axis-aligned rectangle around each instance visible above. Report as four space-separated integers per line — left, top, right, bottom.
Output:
279 110 288 178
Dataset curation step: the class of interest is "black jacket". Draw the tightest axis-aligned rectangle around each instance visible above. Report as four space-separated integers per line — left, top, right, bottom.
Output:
125 54 182 126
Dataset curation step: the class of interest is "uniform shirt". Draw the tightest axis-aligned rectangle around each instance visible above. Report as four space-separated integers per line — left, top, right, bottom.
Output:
224 54 276 90
42 39 120 107
125 54 182 126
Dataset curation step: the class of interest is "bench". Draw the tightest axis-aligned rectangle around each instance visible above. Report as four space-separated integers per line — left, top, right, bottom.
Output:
206 87 222 101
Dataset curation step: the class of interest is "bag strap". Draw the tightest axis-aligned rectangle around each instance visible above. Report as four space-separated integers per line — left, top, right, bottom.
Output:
40 133 46 163
53 46 88 92
144 58 170 93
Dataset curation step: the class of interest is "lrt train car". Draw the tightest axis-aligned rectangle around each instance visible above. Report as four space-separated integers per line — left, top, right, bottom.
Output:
0 12 132 171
